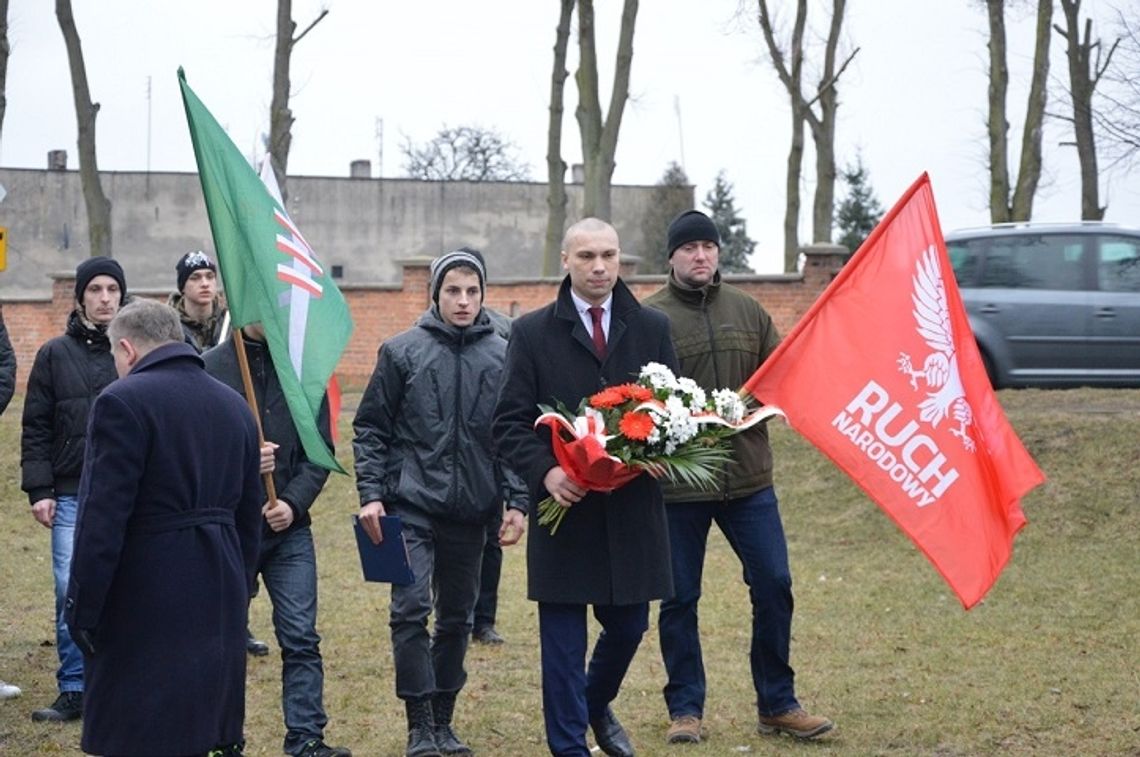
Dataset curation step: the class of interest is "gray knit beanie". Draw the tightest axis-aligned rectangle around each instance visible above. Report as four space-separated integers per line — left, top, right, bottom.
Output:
430 249 486 303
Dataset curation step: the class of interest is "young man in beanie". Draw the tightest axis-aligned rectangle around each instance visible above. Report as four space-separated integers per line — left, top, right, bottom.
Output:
644 210 833 744
170 250 230 353
20 255 126 722
354 248 527 757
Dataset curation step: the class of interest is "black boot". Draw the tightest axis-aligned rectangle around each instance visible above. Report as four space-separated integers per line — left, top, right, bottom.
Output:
432 692 473 756
405 697 443 757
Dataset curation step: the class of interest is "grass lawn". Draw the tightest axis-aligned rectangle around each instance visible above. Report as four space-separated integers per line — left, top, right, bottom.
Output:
1 388 1138 755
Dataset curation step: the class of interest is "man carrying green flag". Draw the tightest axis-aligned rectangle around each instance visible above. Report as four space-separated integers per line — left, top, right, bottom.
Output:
178 68 351 473
180 69 353 757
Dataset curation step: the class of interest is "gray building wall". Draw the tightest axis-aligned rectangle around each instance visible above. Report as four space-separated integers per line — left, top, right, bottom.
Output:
0 167 683 299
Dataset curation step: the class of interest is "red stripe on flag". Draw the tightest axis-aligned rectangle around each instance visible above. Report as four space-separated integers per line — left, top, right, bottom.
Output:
276 266 324 297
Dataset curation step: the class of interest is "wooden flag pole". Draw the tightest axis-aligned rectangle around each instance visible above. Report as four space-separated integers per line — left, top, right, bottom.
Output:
232 327 278 503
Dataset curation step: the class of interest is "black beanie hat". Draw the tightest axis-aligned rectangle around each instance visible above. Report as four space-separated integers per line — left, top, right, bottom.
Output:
175 250 218 293
74 256 127 302
666 209 720 258
430 249 486 304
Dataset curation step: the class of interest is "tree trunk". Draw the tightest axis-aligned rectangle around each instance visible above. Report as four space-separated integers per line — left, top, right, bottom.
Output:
576 0 638 220
1057 0 1108 220
543 0 575 276
1010 0 1052 221
986 0 1012 223
0 0 10 144
809 0 847 243
784 104 806 272
55 0 111 258
269 0 296 202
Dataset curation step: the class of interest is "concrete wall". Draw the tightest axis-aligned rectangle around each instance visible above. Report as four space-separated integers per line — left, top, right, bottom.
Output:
0 246 847 393
0 167 674 300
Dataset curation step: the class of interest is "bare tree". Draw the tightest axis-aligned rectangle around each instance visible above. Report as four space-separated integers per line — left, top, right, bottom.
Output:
1054 0 1118 220
56 0 111 257
543 0 576 276
1095 7 1140 169
986 0 1052 223
575 0 638 220
757 0 857 272
0 0 10 145
401 125 531 181
269 0 328 203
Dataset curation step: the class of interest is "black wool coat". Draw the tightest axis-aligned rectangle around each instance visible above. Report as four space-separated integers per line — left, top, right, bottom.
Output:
66 342 263 757
493 277 679 606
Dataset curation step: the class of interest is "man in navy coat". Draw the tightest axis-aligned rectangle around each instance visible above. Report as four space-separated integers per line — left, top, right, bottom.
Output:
65 299 262 757
493 218 679 757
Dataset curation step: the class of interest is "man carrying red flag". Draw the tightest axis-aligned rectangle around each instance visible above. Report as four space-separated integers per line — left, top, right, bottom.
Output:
744 174 1043 609
645 210 834 744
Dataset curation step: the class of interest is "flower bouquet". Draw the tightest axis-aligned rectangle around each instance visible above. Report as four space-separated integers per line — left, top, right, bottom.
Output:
533 362 784 534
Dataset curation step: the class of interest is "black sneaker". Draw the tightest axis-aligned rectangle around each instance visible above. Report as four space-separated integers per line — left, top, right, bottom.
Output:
296 739 352 757
246 634 270 657
472 626 505 645
30 691 83 722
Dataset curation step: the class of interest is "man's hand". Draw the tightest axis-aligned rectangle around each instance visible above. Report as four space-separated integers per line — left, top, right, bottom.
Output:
262 499 295 533
500 508 526 546
358 501 387 545
543 466 587 508
31 498 56 528
259 442 279 474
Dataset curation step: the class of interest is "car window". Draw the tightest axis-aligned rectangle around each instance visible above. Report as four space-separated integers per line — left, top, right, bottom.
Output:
947 240 981 286
1098 236 1140 293
979 234 1085 290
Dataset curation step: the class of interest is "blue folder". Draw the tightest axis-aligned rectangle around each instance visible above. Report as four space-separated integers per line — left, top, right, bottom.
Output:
353 515 415 585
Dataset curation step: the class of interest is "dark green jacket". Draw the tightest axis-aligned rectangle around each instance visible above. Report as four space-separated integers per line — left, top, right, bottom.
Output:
644 272 780 501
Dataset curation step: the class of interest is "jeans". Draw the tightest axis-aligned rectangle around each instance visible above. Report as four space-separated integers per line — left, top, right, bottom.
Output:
389 517 485 700
473 515 502 630
260 526 328 755
52 494 84 693
658 486 799 718
538 601 648 757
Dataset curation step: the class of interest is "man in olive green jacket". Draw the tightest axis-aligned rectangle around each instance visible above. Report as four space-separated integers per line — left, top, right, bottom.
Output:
644 210 833 745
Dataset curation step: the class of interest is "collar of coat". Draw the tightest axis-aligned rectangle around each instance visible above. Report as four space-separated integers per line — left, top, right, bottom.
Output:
128 341 204 377
666 270 722 306
553 275 640 322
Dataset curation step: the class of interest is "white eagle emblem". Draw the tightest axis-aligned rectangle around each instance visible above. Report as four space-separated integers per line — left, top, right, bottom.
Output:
896 245 975 452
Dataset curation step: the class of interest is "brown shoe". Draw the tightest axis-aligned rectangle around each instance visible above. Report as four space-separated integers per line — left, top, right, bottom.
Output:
757 708 834 739
666 714 702 744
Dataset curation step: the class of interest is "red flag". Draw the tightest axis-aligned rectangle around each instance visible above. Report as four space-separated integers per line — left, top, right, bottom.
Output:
745 173 1043 608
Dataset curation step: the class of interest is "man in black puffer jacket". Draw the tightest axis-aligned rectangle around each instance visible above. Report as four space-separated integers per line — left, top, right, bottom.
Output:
353 249 527 757
20 256 126 723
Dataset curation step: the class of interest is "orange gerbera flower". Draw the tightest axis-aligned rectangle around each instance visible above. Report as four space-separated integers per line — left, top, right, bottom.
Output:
618 411 656 441
617 383 654 402
589 387 627 409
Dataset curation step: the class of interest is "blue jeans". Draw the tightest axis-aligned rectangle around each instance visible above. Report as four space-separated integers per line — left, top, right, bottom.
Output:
260 526 328 756
389 517 485 700
658 486 799 718
52 494 84 693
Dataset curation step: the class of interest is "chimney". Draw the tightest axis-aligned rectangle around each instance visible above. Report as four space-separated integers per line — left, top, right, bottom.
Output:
48 150 68 171
350 159 372 179
571 163 585 184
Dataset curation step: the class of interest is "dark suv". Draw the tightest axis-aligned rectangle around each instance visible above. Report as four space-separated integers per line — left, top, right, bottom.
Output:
946 222 1140 388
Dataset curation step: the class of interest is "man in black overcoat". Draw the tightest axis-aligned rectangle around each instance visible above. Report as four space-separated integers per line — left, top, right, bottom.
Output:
493 217 679 757
65 299 263 757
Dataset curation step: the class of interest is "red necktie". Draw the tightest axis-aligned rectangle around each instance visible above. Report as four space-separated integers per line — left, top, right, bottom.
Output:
588 306 607 359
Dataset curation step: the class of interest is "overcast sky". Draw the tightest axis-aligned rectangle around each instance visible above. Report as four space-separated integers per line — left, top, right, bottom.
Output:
2 0 1136 273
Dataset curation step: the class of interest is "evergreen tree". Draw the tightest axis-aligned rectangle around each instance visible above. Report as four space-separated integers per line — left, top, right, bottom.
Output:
835 154 884 255
703 171 755 273
638 162 693 274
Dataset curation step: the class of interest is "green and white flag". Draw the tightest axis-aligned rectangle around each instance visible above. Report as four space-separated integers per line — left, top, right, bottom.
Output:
178 68 351 473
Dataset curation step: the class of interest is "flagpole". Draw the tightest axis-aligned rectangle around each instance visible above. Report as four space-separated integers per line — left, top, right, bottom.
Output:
232 327 279 503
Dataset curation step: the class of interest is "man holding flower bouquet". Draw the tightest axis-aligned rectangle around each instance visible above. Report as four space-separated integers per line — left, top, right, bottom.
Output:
644 210 834 744
493 218 679 757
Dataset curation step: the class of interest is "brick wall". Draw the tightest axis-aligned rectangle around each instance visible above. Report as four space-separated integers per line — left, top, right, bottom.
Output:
2 247 845 392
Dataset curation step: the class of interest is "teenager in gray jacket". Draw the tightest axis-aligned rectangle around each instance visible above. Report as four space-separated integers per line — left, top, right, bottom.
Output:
354 249 526 757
